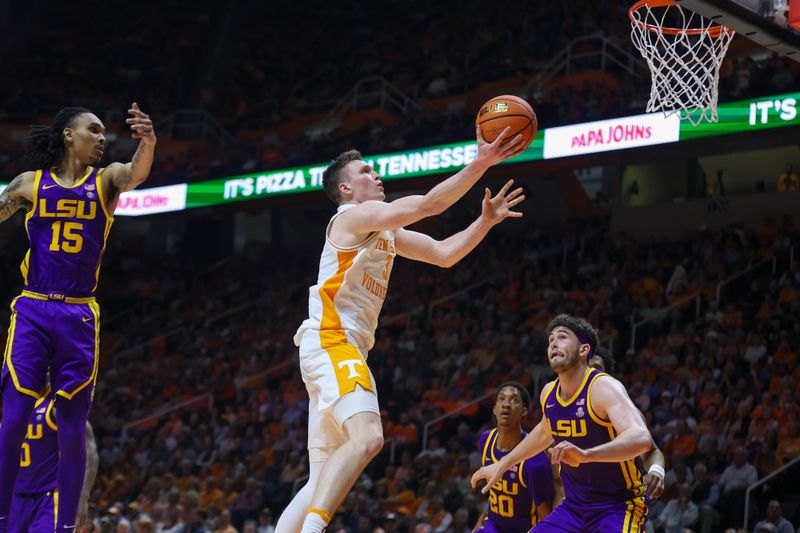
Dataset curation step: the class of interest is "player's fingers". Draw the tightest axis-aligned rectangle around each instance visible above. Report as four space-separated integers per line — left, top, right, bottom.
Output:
507 195 525 208
470 471 481 488
491 126 512 146
476 125 486 144
506 187 524 200
507 211 523 218
498 179 514 196
499 135 523 155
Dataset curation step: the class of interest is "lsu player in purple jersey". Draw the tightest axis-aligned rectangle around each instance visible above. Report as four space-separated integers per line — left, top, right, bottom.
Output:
0 103 155 532
589 347 666 501
472 315 653 533
11 385 99 533
474 382 555 533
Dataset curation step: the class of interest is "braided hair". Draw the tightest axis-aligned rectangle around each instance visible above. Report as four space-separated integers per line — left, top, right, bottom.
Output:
24 107 91 169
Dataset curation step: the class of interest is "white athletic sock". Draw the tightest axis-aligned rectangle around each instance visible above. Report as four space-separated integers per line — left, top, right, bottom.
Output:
300 509 330 533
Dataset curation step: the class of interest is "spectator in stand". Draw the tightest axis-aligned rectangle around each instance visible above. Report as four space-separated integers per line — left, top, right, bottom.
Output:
753 500 794 533
777 164 800 192
718 446 759 528
653 483 699 533
690 463 720 533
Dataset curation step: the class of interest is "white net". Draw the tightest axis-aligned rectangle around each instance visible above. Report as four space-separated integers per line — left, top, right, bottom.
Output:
629 0 735 126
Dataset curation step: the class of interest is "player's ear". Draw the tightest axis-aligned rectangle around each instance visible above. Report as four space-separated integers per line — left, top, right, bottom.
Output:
521 406 529 419
579 343 592 361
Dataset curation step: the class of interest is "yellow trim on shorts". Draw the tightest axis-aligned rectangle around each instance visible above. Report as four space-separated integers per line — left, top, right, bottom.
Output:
21 290 95 305
623 496 647 533
53 489 59 531
55 300 100 400
3 296 41 399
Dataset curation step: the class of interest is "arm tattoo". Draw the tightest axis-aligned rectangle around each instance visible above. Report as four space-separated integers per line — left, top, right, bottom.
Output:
0 175 26 222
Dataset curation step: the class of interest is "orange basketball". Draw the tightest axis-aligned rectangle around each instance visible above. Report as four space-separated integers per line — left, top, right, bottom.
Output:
475 95 537 149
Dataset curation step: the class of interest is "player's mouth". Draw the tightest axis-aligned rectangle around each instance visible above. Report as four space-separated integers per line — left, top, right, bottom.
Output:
94 145 105 156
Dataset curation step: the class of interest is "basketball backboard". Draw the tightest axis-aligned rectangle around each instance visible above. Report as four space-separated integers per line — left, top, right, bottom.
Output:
675 0 800 59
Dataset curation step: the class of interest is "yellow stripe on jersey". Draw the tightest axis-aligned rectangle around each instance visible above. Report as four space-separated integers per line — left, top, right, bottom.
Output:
586 372 614 428
20 170 42 284
95 168 114 219
482 429 496 466
489 430 500 463
3 297 41 399
51 166 93 188
518 458 528 489
93 169 114 292
541 381 557 416
318 250 373 396
555 368 593 406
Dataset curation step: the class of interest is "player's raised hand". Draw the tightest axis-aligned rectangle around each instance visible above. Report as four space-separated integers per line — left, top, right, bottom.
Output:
471 462 505 494
548 441 587 467
644 471 665 499
475 125 527 167
126 102 156 145
480 179 525 225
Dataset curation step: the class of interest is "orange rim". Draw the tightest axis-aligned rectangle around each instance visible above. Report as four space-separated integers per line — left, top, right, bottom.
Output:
629 0 735 37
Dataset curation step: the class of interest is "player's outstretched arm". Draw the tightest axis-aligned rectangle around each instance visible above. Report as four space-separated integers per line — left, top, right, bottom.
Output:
550 376 651 466
0 172 35 223
472 386 555 494
395 179 524 268
103 102 156 197
77 422 99 529
340 127 525 234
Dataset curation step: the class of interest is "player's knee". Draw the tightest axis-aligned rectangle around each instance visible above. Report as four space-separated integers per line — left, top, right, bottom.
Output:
352 425 384 458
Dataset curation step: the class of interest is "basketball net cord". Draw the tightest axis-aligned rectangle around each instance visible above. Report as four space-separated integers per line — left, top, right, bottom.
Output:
630 1 735 126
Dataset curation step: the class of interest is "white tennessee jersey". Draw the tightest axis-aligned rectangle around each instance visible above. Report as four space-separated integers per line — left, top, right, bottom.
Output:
294 204 396 353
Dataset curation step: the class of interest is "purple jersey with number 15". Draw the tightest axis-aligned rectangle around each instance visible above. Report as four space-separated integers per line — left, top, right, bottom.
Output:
21 167 113 297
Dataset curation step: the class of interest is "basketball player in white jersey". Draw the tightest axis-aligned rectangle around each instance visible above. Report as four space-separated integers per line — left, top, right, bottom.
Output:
277 126 527 533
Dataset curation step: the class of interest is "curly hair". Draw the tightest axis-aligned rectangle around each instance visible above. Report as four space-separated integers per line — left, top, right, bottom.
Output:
24 107 91 169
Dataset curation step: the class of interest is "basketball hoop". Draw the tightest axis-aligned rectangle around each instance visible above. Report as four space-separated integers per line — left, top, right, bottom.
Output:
629 0 735 126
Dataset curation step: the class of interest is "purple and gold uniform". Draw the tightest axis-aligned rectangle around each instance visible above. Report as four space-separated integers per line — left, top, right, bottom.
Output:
2 167 111 401
476 429 553 533
10 388 59 533
534 368 647 533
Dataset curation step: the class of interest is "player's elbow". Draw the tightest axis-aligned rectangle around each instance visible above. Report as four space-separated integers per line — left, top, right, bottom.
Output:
633 429 652 455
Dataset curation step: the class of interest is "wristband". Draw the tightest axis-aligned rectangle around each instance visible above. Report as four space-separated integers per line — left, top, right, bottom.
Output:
648 464 665 478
